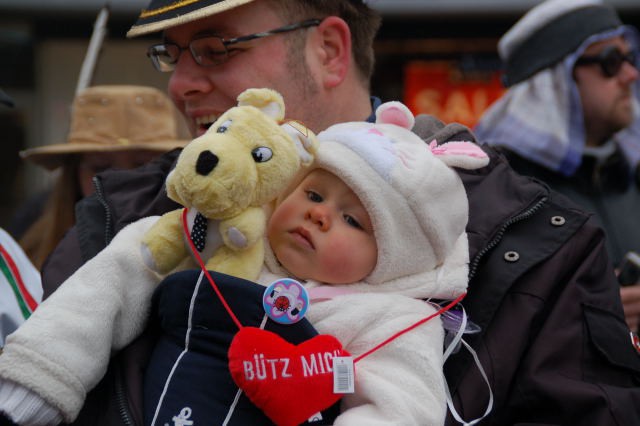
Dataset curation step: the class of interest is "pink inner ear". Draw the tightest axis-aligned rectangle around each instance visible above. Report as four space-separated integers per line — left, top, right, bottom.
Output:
379 107 412 129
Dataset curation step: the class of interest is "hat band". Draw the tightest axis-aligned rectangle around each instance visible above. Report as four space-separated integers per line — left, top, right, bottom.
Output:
139 0 202 18
503 5 621 87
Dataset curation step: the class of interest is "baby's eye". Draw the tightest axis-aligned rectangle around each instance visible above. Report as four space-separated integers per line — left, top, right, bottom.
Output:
344 215 363 230
306 191 323 203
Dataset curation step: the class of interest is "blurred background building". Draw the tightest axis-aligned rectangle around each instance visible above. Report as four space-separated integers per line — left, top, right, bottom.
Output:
0 0 639 228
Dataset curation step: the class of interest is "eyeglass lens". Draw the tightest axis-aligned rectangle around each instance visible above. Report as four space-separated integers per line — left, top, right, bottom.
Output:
601 49 636 77
147 37 229 71
146 19 320 72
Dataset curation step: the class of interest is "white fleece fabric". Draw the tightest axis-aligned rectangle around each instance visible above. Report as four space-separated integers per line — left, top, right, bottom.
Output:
261 247 452 425
0 217 162 423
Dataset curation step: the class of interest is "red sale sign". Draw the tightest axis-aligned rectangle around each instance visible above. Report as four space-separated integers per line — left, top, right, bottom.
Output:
403 61 505 128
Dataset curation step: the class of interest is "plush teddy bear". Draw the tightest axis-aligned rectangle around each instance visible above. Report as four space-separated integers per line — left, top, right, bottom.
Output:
141 88 317 281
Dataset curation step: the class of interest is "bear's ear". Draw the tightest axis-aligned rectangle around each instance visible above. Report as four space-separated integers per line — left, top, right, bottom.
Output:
237 88 285 121
281 121 318 166
375 101 414 130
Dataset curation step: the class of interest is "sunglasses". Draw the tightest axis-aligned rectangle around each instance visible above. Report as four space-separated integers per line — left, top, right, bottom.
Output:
575 45 638 78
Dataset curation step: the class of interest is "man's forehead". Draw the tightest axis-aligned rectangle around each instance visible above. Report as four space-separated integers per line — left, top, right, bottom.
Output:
161 4 277 42
162 19 235 42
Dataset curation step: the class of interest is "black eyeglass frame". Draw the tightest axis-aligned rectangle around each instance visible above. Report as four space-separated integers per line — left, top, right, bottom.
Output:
574 45 638 78
147 18 322 72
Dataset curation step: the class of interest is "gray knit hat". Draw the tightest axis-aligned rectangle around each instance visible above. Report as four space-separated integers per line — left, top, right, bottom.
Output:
500 0 623 86
313 102 489 298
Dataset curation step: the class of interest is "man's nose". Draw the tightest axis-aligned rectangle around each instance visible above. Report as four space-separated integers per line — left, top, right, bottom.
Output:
168 49 214 99
620 60 640 82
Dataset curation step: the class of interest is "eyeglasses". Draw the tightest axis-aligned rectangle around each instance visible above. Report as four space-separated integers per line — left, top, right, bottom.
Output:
147 19 321 72
575 45 638 78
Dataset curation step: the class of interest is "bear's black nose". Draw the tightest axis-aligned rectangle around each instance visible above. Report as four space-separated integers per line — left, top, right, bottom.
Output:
195 151 219 175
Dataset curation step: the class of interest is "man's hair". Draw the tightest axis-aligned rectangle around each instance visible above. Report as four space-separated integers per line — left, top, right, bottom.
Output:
267 0 382 85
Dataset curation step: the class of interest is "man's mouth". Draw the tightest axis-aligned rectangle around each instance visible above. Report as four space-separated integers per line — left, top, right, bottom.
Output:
194 114 219 133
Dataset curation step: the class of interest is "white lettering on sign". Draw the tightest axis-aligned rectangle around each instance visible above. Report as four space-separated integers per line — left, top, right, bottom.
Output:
243 356 292 380
241 350 343 380
302 350 342 377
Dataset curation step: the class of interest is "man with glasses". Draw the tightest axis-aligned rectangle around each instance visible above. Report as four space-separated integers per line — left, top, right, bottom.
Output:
130 0 380 138
1 0 640 425
476 0 640 332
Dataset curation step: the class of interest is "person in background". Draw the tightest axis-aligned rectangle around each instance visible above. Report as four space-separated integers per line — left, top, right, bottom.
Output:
475 0 640 331
3 1 638 425
0 89 42 348
15 85 188 270
0 227 41 348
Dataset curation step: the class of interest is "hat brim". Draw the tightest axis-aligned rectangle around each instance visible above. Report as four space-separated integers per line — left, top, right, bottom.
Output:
20 139 190 171
0 88 14 108
127 0 255 38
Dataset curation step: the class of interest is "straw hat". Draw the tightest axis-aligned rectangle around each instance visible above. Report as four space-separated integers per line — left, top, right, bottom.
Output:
20 85 190 170
127 0 255 38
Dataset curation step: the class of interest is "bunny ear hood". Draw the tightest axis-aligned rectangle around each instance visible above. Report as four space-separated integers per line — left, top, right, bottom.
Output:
314 102 488 299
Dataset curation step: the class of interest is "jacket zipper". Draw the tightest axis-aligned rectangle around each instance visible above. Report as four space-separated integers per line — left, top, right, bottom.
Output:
92 176 134 425
468 195 548 280
92 175 114 245
114 365 136 426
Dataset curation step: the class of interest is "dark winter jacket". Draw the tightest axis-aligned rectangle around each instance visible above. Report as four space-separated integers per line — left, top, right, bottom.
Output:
499 146 640 266
37 122 640 425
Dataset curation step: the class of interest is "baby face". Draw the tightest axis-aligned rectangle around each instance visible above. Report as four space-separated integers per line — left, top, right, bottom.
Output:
267 169 377 284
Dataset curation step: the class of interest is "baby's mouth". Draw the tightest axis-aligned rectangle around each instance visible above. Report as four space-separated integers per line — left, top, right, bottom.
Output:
291 227 314 249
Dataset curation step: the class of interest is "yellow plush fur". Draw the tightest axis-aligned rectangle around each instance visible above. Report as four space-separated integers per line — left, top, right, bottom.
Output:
141 88 317 280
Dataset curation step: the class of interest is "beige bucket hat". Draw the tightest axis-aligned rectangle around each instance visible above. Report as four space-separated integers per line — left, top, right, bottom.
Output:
20 85 190 170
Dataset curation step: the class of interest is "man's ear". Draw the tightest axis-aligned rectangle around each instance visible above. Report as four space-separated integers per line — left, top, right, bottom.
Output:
309 16 351 89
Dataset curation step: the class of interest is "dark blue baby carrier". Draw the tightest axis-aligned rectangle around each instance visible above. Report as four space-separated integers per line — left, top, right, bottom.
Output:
143 270 340 426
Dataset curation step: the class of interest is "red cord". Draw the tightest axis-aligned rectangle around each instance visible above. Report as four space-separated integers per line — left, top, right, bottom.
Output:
182 208 243 330
353 292 466 363
182 208 466 357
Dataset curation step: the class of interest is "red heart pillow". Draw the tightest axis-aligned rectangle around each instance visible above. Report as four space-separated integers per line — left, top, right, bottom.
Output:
228 327 350 426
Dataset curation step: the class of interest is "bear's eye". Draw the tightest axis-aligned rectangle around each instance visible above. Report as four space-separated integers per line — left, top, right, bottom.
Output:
252 147 273 163
216 119 232 133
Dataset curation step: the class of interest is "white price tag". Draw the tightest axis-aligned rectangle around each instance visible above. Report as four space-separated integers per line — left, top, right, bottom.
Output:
332 356 355 394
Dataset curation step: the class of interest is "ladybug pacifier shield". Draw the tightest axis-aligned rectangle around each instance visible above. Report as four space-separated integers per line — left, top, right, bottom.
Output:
263 278 309 324
228 327 349 426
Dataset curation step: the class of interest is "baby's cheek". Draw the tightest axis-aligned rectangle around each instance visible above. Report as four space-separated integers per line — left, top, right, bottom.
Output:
321 240 373 284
